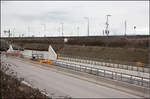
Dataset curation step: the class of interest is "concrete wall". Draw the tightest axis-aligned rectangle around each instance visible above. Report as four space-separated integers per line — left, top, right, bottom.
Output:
21 45 57 60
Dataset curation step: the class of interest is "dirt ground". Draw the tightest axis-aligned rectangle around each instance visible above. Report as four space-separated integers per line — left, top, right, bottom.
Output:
59 45 149 65
1 35 149 65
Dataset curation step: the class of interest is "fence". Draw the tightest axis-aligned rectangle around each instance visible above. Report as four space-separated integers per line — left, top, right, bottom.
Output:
52 60 149 88
58 56 149 73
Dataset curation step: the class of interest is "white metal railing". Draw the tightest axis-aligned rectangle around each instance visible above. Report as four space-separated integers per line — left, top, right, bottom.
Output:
52 60 149 88
58 56 149 73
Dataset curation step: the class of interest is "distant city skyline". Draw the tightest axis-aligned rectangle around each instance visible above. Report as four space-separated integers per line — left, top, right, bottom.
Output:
1 1 149 37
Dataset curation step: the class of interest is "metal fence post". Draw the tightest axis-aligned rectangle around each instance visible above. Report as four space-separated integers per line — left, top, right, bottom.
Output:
112 71 113 79
121 73 122 81
80 65 81 71
96 69 99 76
115 72 117 79
85 66 86 72
75 64 76 71
141 77 143 86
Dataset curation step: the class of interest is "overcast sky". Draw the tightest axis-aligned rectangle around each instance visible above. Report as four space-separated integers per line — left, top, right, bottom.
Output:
1 1 149 37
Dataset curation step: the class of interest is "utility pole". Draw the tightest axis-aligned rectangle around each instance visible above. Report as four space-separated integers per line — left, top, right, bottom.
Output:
103 30 104 36
124 20 127 37
77 26 79 36
12 28 15 37
28 25 30 37
60 23 64 36
41 24 46 32
4 29 11 37
105 15 111 36
84 17 89 36
58 24 60 35
8 29 11 37
134 25 136 35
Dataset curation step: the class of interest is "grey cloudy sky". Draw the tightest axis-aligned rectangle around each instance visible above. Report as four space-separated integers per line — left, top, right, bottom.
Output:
1 1 149 37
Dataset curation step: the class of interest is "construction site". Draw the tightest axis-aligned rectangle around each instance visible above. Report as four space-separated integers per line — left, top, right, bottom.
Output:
0 34 149 98
1 1 149 99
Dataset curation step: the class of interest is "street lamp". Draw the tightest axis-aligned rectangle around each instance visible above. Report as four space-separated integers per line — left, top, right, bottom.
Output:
84 17 89 36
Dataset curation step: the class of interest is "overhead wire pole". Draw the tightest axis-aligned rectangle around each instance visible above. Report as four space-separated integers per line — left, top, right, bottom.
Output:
41 24 46 32
105 14 111 37
12 28 15 37
41 24 46 37
60 23 64 37
104 15 111 48
124 20 127 37
8 29 11 37
4 29 11 38
58 24 60 36
28 25 30 37
134 25 136 36
84 17 89 36
77 26 79 36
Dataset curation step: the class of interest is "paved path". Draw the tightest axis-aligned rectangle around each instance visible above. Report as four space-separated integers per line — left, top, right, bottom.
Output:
1 55 140 98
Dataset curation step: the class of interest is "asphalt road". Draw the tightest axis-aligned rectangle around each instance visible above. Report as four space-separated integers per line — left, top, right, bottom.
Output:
1 55 140 98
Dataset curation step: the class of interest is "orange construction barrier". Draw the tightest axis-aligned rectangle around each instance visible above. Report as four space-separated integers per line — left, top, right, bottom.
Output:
31 58 51 65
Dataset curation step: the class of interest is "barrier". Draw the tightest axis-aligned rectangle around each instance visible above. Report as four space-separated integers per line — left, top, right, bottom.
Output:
58 56 149 73
52 60 149 88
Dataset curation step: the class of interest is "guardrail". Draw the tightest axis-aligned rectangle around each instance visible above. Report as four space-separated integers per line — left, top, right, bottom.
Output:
52 60 149 88
58 56 149 73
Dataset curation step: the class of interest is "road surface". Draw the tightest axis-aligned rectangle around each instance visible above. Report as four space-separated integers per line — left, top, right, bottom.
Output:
1 55 141 98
